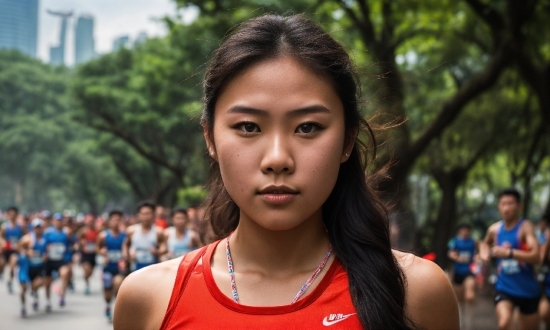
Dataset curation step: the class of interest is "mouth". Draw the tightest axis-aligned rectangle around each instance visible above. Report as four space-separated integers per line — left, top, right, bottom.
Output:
257 185 298 204
258 185 299 195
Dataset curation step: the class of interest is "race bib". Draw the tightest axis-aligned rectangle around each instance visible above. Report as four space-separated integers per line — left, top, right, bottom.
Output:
458 251 471 263
29 254 43 265
501 259 520 275
107 250 123 262
135 249 154 264
48 243 66 261
85 243 96 253
9 237 19 246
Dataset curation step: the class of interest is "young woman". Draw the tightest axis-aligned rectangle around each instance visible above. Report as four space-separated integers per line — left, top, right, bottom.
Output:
114 14 458 330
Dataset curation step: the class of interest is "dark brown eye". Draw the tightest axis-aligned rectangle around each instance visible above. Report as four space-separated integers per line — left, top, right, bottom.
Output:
244 123 257 132
299 123 313 133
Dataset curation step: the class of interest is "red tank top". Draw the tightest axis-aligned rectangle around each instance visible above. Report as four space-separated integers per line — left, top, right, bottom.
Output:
84 228 99 242
160 241 361 329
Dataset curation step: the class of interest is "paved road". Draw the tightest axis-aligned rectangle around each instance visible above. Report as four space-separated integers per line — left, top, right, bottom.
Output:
0 263 112 330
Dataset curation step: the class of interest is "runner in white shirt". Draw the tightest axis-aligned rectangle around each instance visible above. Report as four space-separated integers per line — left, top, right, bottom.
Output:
164 208 202 259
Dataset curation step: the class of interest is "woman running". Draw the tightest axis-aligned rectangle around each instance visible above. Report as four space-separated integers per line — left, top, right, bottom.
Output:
114 14 458 330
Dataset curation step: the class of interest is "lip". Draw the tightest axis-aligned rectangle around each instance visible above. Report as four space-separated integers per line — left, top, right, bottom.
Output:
257 185 298 205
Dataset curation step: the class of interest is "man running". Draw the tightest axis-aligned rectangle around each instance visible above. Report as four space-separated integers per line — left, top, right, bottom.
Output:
17 218 47 317
448 223 477 330
44 213 72 311
164 208 202 260
1 206 25 293
480 188 541 330
155 205 169 229
97 210 127 321
78 213 99 295
123 201 165 272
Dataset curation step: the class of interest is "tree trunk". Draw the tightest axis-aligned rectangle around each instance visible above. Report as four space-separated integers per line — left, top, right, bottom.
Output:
431 169 465 266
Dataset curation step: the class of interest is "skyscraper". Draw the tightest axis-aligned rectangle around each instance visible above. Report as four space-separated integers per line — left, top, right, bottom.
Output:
75 14 95 64
0 0 38 57
112 35 130 51
48 10 72 65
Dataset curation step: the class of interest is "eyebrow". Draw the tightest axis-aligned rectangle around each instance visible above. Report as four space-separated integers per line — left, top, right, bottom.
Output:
227 105 331 117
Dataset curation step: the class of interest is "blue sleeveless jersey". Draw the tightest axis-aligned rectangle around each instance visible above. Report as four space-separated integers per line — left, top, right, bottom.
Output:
44 229 71 263
495 219 540 298
4 223 24 250
29 233 47 268
104 230 126 272
448 237 475 275
18 253 30 283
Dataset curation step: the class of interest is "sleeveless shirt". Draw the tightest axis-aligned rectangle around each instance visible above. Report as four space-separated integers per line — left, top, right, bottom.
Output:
448 236 475 275
130 224 158 269
160 241 361 329
167 227 194 259
495 219 540 298
4 222 24 251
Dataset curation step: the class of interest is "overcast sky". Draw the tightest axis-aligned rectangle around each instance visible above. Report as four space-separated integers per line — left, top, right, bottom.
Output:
38 0 196 65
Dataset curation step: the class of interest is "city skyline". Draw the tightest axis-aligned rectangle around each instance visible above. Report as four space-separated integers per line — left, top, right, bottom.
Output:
38 0 197 65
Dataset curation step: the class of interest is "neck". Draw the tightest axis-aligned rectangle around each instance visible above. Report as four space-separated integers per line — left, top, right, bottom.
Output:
230 209 330 274
503 216 520 228
141 222 152 230
175 226 186 235
111 228 120 235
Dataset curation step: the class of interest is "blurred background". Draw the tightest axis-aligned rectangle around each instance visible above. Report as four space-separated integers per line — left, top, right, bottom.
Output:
0 0 549 328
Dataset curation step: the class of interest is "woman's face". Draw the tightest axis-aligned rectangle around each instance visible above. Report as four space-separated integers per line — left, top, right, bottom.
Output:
210 56 350 231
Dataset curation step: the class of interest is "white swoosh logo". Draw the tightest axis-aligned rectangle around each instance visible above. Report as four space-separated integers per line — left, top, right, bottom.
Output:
322 313 356 326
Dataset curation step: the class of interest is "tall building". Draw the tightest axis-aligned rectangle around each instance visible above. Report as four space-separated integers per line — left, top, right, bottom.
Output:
112 35 129 51
0 0 38 57
48 10 72 65
134 31 147 46
74 14 95 64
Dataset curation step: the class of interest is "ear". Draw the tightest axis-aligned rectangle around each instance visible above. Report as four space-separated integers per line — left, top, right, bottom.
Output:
203 125 218 161
340 129 358 163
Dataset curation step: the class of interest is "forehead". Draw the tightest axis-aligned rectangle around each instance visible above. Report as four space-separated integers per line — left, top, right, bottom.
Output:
499 195 519 203
215 56 342 117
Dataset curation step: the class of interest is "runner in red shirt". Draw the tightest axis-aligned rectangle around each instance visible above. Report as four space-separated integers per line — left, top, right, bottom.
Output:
78 213 99 295
114 14 458 330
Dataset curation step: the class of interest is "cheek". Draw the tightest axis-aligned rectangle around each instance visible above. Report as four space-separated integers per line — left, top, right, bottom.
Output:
213 129 255 195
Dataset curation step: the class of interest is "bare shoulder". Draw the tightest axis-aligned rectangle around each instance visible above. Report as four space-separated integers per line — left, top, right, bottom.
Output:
521 219 535 231
393 250 459 330
114 258 181 330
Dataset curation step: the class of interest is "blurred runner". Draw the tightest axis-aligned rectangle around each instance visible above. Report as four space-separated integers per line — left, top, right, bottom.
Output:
480 188 540 330
44 213 72 311
79 213 99 295
155 205 169 229
123 201 165 271
17 218 47 317
97 210 127 321
0 206 25 293
538 214 550 328
164 208 202 260
447 223 478 330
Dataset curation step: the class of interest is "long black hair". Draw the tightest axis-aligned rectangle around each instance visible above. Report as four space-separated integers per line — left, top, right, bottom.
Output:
201 14 413 330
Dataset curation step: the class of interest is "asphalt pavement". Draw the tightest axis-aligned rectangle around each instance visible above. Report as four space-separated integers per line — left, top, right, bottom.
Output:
0 263 112 330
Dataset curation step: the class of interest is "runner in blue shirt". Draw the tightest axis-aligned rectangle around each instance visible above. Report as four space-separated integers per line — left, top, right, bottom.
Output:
537 214 550 329
0 206 25 293
97 210 127 321
447 223 477 330
44 213 72 312
17 218 47 316
480 188 541 330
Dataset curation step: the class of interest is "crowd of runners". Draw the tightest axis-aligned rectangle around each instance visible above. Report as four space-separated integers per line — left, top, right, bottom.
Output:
0 201 213 322
447 188 550 330
1 188 550 329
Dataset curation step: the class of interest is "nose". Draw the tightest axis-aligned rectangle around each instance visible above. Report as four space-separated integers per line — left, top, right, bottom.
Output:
260 134 295 175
